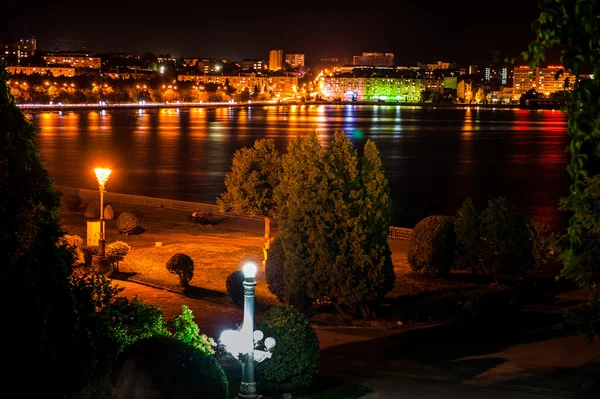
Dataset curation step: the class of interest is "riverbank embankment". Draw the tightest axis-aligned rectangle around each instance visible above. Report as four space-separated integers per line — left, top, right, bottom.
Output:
18 100 520 112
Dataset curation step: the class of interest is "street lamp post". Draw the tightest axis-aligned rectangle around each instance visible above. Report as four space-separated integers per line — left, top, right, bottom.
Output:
239 262 257 398
220 262 276 399
93 167 111 273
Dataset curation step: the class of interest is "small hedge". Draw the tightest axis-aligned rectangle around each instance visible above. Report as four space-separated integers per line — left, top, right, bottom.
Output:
408 215 456 276
117 212 140 236
256 305 320 393
225 270 245 306
166 253 194 287
106 241 131 271
265 236 286 302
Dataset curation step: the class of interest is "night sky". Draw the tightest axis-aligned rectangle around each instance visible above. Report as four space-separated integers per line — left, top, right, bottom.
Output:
4 0 544 66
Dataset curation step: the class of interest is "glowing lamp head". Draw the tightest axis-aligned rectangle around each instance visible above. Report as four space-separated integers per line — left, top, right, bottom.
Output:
242 262 257 278
253 330 264 342
94 168 112 189
264 337 276 350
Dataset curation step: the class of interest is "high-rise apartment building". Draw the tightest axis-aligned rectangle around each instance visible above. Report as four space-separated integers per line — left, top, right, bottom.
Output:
0 37 36 61
285 53 305 68
269 50 284 71
352 52 394 67
513 65 573 99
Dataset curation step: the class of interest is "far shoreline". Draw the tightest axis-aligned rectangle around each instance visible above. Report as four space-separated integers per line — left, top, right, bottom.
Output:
16 100 529 112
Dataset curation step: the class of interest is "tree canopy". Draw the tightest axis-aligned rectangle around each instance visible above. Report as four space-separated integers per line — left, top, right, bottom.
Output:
1 61 78 396
275 131 394 316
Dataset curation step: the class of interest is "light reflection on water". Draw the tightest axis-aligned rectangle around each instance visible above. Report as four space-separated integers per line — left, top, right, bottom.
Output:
29 105 570 230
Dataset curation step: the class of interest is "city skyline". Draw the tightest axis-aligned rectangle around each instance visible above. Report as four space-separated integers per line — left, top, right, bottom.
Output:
4 0 548 66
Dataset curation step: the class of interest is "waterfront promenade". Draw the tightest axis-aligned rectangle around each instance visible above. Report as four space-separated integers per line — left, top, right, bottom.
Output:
18 99 520 111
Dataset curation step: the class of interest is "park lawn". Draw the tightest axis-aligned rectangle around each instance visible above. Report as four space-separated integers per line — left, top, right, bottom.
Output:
118 241 280 305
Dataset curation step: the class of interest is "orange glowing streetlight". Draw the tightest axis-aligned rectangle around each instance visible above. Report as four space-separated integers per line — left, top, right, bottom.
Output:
94 167 111 263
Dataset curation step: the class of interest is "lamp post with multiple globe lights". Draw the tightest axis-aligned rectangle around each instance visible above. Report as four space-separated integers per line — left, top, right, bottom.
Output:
220 262 276 399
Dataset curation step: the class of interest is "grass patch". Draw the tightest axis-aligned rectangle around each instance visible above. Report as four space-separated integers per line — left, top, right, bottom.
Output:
119 241 280 305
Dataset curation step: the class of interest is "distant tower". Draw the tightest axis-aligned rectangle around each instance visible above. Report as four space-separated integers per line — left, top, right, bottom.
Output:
269 50 283 71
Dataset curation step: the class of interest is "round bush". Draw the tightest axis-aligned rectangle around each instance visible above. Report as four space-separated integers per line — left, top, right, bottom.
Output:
113 336 228 399
265 236 286 302
106 240 131 270
166 253 194 287
256 305 320 393
226 270 244 306
408 215 456 276
84 200 100 219
62 194 81 211
117 212 140 236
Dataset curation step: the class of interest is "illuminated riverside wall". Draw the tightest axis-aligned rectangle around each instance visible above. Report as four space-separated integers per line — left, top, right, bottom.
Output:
323 77 425 102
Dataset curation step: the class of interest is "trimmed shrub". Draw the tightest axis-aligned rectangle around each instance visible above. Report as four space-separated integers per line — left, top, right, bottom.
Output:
62 193 81 211
113 336 228 399
117 212 140 236
166 253 194 287
106 241 131 271
256 305 320 393
225 270 245 306
84 200 100 219
408 215 456 276
265 236 286 302
82 245 99 267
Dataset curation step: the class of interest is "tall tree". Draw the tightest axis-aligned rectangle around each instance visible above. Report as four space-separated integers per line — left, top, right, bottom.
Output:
218 139 282 264
275 131 328 309
524 1 600 289
0 62 78 396
276 131 395 317
524 0 600 338
360 140 395 301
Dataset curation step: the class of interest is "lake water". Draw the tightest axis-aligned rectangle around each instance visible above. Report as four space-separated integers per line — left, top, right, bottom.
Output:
28 104 571 231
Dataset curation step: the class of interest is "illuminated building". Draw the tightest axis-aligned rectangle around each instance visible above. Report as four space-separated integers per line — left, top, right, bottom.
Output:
177 73 298 96
0 37 36 61
513 65 573 99
43 53 101 69
241 59 266 72
425 78 444 93
269 50 284 71
352 52 394 67
6 65 75 77
323 77 366 100
323 77 424 102
457 80 473 102
418 61 451 71
285 54 305 68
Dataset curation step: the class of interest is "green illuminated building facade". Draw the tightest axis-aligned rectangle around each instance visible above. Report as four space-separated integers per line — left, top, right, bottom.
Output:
363 78 425 102
323 76 425 102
